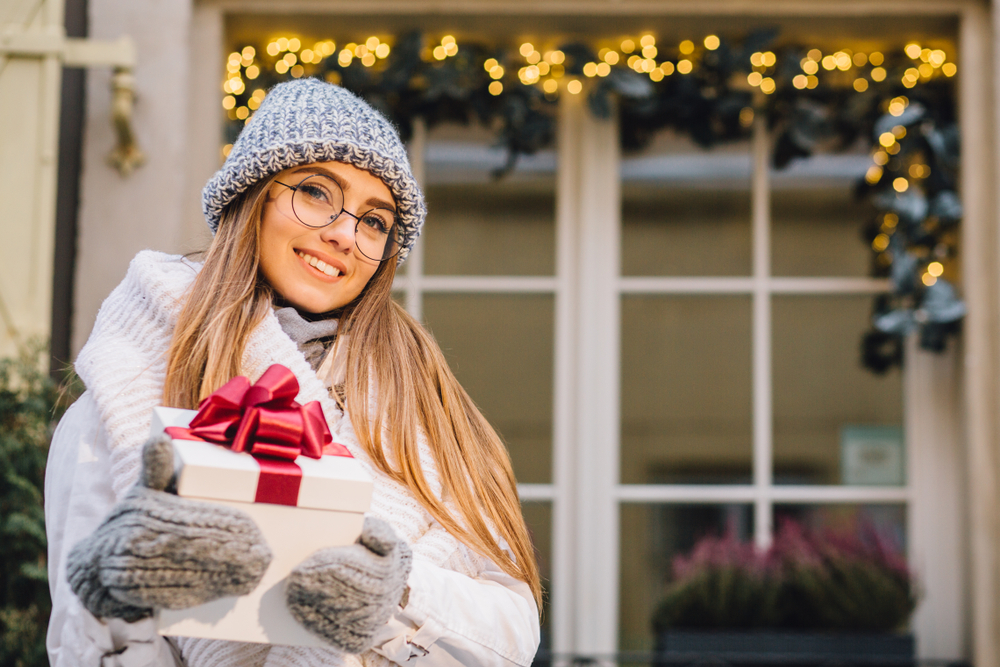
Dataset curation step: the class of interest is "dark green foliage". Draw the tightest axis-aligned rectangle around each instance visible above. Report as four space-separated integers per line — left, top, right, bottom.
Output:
779 527 916 631
652 531 784 630
0 340 79 667
652 521 916 632
652 565 782 630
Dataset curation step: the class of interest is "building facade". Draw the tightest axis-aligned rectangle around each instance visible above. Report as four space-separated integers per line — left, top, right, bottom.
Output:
5 0 1000 664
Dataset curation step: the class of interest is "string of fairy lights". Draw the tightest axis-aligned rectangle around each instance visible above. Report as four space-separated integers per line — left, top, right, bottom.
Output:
220 34 957 129
218 32 963 371
869 96 932 282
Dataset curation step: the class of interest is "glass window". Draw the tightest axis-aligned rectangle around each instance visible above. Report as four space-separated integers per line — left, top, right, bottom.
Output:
522 501 553 653
621 132 752 277
774 503 907 555
423 124 556 276
771 153 875 277
621 295 753 484
422 293 554 484
619 503 754 651
218 16 961 663
773 295 903 485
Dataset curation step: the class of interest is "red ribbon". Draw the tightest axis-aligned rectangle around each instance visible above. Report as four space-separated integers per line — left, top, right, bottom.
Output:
166 364 349 506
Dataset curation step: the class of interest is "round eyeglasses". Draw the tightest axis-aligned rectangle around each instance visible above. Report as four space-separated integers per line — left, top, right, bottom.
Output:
274 173 401 262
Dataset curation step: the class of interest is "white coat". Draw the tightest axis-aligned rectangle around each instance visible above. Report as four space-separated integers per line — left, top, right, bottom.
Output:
44 251 540 667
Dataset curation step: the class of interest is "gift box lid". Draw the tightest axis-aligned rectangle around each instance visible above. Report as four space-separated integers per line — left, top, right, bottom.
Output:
151 406 372 513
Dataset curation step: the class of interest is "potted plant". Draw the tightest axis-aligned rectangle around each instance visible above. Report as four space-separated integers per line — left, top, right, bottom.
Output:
652 520 917 666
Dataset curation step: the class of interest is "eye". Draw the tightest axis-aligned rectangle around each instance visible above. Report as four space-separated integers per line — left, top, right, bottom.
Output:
359 210 394 235
298 182 333 205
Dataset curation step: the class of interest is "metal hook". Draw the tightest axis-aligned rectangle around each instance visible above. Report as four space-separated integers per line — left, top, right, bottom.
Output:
107 67 145 176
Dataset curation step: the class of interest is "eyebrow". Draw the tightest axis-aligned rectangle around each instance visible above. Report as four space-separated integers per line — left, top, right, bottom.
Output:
290 165 398 213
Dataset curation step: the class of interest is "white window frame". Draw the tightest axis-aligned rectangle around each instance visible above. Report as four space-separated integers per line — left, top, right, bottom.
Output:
187 2 994 663
402 71 969 664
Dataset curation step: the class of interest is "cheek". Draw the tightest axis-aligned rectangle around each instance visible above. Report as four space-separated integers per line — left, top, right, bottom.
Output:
343 262 380 302
355 262 380 289
258 247 280 290
257 231 279 283
257 217 297 291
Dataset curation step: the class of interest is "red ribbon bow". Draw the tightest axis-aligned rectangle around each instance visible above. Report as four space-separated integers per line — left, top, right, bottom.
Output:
173 364 332 461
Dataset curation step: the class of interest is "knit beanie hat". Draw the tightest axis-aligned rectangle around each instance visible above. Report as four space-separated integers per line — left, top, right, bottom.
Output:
202 79 425 261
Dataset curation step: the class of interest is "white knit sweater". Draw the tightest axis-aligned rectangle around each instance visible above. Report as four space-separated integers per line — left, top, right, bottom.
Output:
46 251 538 667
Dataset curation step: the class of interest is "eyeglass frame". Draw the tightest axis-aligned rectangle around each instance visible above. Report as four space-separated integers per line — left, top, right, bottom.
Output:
272 173 401 262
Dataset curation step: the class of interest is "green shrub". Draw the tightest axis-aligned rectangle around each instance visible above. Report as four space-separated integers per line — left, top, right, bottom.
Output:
776 522 916 631
652 520 916 633
652 532 783 629
0 341 79 667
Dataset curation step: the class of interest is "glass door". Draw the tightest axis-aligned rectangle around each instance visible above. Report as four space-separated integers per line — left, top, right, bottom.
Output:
616 120 906 651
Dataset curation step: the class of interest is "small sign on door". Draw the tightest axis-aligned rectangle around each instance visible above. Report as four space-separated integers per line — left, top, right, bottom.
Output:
840 425 905 486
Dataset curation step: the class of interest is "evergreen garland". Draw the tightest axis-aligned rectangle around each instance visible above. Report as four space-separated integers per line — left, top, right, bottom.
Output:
222 30 963 372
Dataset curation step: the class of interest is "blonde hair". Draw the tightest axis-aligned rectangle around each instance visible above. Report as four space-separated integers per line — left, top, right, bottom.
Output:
164 174 542 609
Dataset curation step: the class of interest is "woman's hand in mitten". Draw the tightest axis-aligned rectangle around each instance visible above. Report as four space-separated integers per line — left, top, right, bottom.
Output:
285 516 413 653
66 434 273 622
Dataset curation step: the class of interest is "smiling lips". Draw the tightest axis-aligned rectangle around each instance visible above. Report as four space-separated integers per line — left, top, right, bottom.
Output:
297 250 342 277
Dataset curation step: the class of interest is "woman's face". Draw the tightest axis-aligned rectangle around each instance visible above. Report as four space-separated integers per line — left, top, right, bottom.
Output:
259 161 394 313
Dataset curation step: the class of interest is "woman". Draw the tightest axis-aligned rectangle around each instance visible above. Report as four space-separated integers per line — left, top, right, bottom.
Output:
44 79 541 667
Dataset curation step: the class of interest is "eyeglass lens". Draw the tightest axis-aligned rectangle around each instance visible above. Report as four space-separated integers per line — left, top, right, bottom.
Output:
289 174 400 261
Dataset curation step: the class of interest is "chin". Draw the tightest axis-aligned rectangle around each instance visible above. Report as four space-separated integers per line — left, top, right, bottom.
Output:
277 290 333 314
296 300 340 314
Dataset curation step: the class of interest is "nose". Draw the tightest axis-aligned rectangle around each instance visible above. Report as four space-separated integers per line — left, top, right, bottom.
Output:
319 211 357 253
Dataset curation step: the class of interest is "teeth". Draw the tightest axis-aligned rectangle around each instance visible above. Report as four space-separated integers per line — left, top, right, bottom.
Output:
298 251 340 277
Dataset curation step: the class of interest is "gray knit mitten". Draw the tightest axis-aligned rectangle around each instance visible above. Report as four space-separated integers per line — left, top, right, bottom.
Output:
285 516 413 653
66 434 273 622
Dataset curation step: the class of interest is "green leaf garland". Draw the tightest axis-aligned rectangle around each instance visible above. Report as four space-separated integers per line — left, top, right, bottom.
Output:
222 31 962 372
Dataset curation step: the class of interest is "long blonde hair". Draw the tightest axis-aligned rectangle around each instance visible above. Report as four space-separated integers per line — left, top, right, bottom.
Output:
164 174 542 608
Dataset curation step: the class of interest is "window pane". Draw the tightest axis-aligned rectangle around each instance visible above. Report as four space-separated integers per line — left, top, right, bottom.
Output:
771 154 874 277
621 132 751 277
620 503 754 651
774 503 907 555
621 296 752 484
773 295 903 485
423 294 553 484
522 501 552 657
423 124 555 276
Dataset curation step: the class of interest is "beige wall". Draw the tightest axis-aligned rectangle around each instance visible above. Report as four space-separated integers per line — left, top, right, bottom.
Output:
72 0 213 355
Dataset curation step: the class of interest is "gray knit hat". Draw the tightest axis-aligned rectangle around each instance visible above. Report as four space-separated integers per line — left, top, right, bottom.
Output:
202 79 425 261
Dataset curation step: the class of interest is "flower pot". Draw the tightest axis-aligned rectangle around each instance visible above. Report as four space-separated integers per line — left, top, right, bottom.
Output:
654 630 915 666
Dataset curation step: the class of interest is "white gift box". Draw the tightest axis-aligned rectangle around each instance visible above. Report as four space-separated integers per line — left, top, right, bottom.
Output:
149 406 373 647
